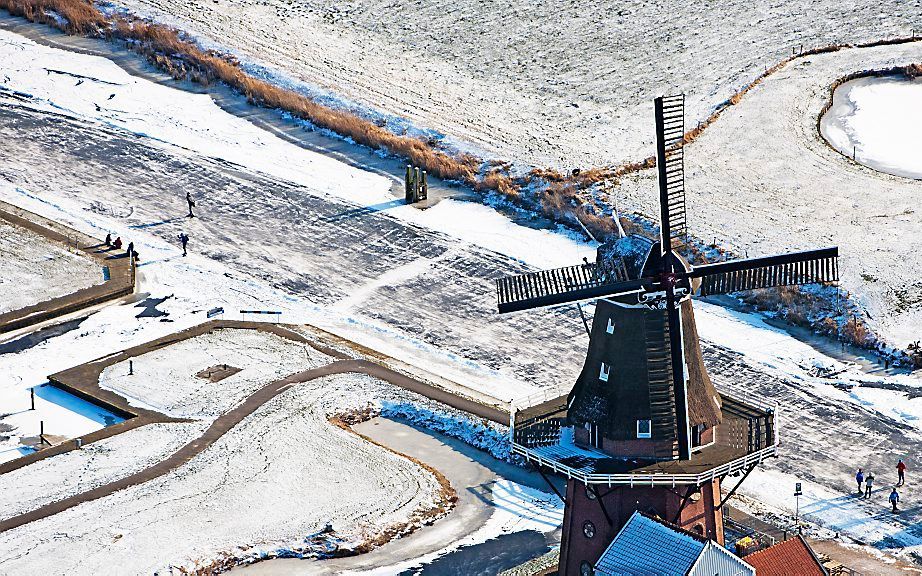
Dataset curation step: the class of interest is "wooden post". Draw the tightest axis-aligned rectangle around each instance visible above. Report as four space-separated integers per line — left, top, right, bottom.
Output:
421 170 428 201
129 360 134 376
405 164 413 203
30 388 35 410
40 420 46 446
414 167 421 203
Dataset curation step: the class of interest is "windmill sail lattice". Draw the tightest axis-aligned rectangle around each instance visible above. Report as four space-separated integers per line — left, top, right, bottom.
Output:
655 94 688 245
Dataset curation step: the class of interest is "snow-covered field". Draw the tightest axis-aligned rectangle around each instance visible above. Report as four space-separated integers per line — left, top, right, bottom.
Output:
615 41 922 349
1 18 922 572
0 373 454 574
100 328 330 418
0 218 102 314
0 421 208 521
110 0 919 171
821 76 922 180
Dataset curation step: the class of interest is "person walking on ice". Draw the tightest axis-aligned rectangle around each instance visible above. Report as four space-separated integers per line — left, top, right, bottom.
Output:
897 459 907 486
186 192 196 218
889 487 900 513
178 232 189 257
855 468 864 494
865 472 874 499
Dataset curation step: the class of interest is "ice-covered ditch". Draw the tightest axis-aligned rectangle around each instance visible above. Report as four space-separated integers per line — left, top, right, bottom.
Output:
0 383 125 465
820 75 922 180
380 401 511 461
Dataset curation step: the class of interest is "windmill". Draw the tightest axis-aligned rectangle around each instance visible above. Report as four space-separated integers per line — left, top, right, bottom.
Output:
496 95 839 575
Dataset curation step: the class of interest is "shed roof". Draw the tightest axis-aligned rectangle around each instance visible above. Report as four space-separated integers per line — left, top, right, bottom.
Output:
594 511 705 575
744 535 828 576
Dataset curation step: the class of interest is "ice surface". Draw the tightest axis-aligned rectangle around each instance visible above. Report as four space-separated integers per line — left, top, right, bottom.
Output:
0 383 125 464
0 23 921 570
821 76 922 180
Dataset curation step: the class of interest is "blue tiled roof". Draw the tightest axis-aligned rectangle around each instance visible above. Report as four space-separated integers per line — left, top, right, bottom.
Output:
595 512 705 575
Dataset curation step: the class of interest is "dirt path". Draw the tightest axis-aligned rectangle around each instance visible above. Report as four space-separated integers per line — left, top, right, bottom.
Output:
0 359 508 534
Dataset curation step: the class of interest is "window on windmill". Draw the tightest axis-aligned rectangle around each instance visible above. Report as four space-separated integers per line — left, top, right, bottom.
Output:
692 424 705 447
637 419 652 438
598 363 610 382
606 318 615 334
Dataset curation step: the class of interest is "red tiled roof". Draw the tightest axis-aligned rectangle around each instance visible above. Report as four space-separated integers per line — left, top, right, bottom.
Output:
744 535 828 576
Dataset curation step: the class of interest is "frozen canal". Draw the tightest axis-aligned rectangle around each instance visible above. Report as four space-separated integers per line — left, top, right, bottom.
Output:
821 76 922 180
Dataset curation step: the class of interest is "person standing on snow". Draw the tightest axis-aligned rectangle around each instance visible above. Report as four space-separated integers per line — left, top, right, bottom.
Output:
865 472 875 499
186 192 196 218
178 232 189 257
897 459 907 486
889 487 900 513
855 468 864 494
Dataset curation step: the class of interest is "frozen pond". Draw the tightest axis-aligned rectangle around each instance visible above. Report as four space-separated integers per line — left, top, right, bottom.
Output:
820 76 922 180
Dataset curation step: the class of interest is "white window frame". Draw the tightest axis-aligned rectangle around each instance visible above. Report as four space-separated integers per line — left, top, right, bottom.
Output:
598 363 610 382
637 419 652 439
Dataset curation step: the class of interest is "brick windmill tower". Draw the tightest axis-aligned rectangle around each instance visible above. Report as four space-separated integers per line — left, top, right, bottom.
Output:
495 95 840 576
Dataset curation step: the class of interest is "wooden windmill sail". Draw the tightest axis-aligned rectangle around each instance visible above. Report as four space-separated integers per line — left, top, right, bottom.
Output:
495 95 839 462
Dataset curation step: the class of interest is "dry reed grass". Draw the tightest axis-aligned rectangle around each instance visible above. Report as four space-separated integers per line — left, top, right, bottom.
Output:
5 0 922 247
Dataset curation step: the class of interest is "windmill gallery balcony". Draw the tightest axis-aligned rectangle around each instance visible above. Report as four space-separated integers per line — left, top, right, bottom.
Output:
509 386 777 487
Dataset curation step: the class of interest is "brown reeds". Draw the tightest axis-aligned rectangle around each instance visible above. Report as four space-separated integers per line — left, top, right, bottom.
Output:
2 0 922 249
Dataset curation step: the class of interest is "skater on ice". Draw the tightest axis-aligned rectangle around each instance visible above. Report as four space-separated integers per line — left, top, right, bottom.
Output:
889 487 900 512
186 192 196 218
897 459 906 486
179 232 189 257
865 472 874 499
855 469 864 493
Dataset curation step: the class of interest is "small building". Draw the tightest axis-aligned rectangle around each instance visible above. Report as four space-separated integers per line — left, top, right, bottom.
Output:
593 511 755 576
743 536 829 576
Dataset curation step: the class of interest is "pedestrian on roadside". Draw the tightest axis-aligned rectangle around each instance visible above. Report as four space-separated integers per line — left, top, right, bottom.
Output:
897 459 907 486
865 472 874 499
186 192 196 218
889 487 900 513
178 232 189 257
855 468 864 493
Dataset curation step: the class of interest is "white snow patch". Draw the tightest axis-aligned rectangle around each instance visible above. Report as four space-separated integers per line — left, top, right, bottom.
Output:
0 218 102 314
822 76 922 180
98 328 331 418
